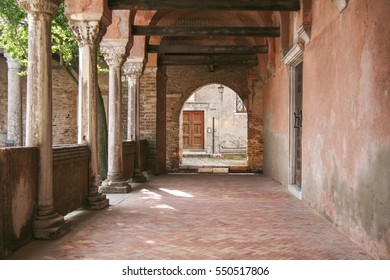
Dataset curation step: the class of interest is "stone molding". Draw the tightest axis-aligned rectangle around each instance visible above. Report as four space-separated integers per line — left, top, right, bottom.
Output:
68 20 106 47
18 0 61 15
281 43 304 67
331 0 348 12
100 45 127 68
298 24 311 45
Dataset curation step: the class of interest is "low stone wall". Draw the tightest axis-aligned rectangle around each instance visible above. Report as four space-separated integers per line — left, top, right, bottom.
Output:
122 141 136 179
140 140 150 172
53 145 90 216
0 147 38 259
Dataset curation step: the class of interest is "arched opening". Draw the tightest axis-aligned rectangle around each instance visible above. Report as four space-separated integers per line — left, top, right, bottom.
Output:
179 83 248 170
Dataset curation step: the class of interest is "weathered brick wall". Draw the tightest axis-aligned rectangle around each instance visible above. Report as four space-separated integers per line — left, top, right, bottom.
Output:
52 64 78 145
121 74 129 139
164 65 263 171
140 67 157 170
156 67 167 174
0 59 110 146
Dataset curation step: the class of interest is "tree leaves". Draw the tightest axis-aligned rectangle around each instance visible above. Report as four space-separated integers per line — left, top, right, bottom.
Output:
0 1 78 74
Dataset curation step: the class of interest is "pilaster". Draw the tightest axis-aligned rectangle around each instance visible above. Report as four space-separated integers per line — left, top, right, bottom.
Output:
68 18 109 209
18 0 71 239
99 42 132 193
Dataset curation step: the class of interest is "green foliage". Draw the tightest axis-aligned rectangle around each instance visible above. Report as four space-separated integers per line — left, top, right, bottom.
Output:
52 4 78 68
0 1 78 72
0 0 26 25
0 0 28 66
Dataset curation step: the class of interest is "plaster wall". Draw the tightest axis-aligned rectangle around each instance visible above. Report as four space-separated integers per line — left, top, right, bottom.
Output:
0 147 38 259
301 0 390 259
183 84 248 155
263 65 289 186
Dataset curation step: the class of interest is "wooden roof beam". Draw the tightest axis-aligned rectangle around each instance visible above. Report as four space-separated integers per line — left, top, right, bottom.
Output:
109 0 300 11
147 44 268 54
158 54 258 66
133 26 280 37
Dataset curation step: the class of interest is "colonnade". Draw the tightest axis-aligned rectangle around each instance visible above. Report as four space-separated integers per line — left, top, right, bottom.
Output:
6 0 144 239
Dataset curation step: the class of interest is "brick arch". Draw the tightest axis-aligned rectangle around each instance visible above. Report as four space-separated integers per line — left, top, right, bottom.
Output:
164 66 257 171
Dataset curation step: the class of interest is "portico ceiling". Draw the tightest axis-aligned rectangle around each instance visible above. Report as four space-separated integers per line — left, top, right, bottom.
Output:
108 1 300 67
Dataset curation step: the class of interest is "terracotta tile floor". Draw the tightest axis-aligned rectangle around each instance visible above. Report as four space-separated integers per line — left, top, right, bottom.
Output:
8 174 371 260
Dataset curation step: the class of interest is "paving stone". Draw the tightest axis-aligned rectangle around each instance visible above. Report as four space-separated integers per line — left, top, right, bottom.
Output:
7 174 371 260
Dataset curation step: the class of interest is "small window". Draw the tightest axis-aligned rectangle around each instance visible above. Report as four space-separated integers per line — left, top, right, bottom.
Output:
236 96 247 113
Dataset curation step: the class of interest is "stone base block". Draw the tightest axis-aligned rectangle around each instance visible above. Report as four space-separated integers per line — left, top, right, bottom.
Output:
213 167 229 174
86 193 109 210
288 184 302 200
33 214 71 240
99 179 132 193
198 168 214 173
133 173 147 183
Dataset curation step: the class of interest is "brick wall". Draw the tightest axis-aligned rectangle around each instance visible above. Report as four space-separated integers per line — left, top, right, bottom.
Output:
121 74 128 140
140 67 157 170
0 59 109 146
52 64 78 145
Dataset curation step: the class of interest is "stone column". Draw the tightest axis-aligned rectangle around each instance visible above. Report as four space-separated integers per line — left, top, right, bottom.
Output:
18 0 70 239
99 43 131 193
123 59 146 182
5 54 23 146
127 75 136 141
68 20 109 208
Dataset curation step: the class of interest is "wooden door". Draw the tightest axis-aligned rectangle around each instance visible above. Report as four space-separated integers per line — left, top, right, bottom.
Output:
183 111 204 150
295 62 303 187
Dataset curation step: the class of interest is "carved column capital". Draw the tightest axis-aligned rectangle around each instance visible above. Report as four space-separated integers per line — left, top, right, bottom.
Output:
68 20 106 47
5 54 22 70
123 60 143 78
100 45 127 68
18 0 62 15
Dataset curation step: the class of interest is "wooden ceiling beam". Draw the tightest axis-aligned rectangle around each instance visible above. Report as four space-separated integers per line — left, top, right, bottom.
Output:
158 54 258 66
133 26 280 37
109 0 300 11
147 44 268 54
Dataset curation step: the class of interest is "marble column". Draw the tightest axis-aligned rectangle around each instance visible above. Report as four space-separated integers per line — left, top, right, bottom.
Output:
68 20 109 208
99 43 131 193
123 60 146 182
5 54 23 146
18 0 71 239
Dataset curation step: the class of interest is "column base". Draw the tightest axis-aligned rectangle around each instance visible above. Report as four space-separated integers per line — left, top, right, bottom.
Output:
99 179 132 193
33 213 71 240
86 192 110 210
133 171 147 183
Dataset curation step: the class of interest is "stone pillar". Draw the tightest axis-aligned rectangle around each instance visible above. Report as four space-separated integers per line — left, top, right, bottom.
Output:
99 43 131 193
127 76 136 141
68 20 109 208
5 54 23 146
18 0 71 239
123 59 146 182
